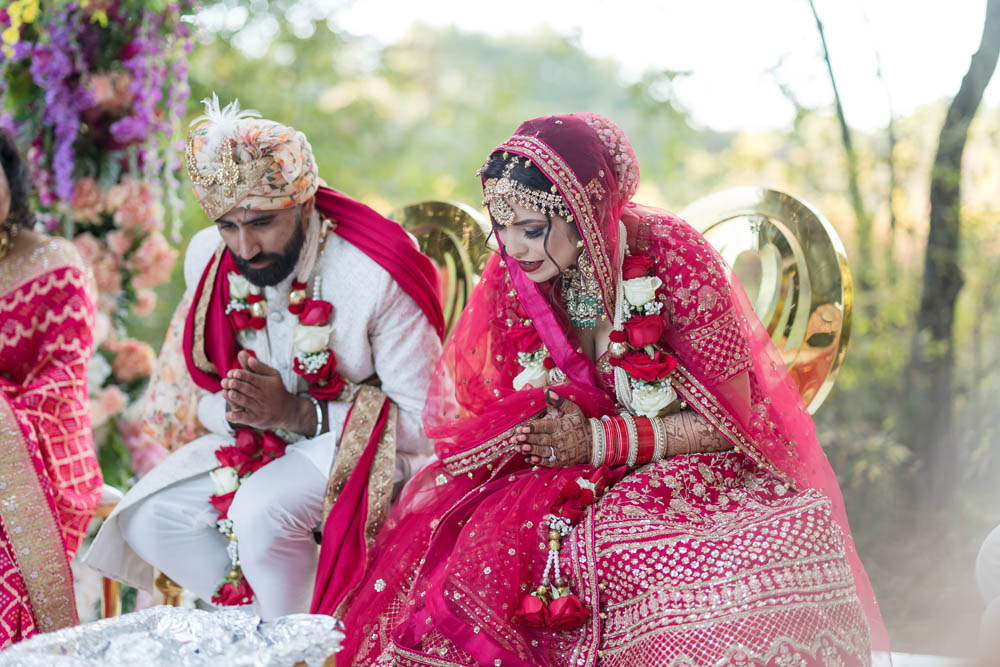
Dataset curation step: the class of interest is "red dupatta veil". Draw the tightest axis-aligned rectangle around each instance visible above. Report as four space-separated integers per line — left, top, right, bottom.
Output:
340 115 887 666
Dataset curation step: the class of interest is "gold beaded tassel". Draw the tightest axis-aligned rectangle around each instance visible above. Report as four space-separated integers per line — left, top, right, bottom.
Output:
539 515 572 599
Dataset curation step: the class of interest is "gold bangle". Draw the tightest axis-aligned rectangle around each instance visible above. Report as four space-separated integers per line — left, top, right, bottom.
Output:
590 418 606 467
621 413 639 468
652 417 667 461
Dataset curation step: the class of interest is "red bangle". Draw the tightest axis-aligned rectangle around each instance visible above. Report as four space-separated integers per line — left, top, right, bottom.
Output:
600 416 639 466
634 416 656 465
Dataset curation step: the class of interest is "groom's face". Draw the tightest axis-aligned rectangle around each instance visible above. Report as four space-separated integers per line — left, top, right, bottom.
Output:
215 200 310 286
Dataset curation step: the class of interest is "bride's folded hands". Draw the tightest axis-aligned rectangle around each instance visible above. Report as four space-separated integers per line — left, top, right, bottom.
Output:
516 390 592 467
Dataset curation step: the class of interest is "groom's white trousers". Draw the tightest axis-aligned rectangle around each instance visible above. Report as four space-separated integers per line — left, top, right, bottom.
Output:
118 433 334 620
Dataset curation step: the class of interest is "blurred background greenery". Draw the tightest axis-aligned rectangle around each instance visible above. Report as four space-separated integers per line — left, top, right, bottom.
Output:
124 0 1000 655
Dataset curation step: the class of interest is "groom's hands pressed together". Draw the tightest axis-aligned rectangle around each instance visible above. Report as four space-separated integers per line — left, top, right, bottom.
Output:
222 349 323 435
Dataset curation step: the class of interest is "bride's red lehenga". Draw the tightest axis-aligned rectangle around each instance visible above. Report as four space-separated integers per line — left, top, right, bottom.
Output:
330 114 889 666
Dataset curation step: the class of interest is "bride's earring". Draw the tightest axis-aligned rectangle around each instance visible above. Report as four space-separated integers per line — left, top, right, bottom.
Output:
561 246 602 329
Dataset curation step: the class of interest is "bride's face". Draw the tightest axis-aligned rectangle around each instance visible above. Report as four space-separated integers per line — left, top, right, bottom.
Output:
494 198 582 283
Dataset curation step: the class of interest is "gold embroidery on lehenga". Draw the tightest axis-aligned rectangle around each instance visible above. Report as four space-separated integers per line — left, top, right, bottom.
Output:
0 394 80 633
0 237 88 297
440 426 521 476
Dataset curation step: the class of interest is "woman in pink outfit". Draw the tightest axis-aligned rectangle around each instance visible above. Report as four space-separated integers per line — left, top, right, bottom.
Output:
329 115 887 666
0 131 102 647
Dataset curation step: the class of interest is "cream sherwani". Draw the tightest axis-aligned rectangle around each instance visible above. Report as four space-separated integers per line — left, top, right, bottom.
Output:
84 226 441 618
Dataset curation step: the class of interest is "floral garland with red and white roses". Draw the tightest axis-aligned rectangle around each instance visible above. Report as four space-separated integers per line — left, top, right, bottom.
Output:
509 251 680 631
206 268 347 606
512 250 679 416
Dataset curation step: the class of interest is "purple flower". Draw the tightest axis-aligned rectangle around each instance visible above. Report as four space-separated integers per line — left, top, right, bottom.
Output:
109 115 151 145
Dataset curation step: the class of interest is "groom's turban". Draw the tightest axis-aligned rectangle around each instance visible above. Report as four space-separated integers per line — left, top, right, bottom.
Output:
185 95 321 220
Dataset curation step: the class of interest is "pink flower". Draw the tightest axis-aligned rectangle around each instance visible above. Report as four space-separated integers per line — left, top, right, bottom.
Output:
112 178 162 231
104 181 131 213
98 386 128 417
89 75 115 108
92 312 111 347
92 254 122 294
71 177 103 223
106 229 131 258
73 232 104 266
129 232 178 289
133 288 157 316
111 338 156 383
89 71 134 114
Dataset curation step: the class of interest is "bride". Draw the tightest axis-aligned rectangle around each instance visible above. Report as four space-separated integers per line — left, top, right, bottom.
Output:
328 114 889 666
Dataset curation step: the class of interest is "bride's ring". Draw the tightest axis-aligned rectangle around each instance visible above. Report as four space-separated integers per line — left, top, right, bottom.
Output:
547 446 556 462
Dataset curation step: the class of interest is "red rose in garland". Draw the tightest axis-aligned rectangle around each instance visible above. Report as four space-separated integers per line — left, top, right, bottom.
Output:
620 349 678 382
509 323 543 354
307 374 347 401
512 593 550 628
623 314 666 347
299 298 333 326
209 490 236 519
622 252 654 279
293 353 338 384
229 308 251 331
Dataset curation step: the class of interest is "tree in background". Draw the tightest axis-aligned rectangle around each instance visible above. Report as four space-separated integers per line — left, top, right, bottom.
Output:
906 0 1000 503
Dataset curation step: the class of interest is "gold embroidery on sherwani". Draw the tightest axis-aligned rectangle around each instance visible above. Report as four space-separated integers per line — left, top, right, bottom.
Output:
191 244 227 375
0 398 78 633
320 385 397 618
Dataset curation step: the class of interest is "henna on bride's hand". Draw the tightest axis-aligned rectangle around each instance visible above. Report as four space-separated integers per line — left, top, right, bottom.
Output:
514 390 592 467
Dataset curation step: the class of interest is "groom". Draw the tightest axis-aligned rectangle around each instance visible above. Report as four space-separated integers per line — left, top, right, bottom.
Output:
85 97 444 619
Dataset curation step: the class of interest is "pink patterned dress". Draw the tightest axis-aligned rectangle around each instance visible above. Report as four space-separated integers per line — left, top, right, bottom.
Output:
0 237 103 647
331 115 887 666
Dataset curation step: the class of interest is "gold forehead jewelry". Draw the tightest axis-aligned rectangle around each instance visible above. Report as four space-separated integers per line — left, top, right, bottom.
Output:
185 136 272 219
480 158 572 226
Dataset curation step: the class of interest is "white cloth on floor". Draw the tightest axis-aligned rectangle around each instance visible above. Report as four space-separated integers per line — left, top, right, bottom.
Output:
0 606 343 666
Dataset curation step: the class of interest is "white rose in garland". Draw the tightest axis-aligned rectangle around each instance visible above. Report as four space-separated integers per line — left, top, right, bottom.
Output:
623 276 662 308
228 272 252 300
514 364 550 391
293 322 335 354
630 379 678 418
513 346 552 391
210 466 240 495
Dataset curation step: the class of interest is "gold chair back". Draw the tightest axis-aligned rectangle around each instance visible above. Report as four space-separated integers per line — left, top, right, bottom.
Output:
679 187 852 413
390 200 494 337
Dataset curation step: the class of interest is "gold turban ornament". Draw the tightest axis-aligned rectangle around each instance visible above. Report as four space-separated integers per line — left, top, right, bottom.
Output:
186 94 322 220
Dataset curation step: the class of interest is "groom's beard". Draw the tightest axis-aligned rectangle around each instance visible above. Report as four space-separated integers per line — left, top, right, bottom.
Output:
232 215 306 287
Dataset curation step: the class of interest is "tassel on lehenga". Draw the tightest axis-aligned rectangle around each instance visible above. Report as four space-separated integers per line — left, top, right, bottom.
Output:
512 466 619 631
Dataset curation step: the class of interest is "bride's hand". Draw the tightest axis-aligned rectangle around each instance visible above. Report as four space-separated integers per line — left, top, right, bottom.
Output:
515 390 592 467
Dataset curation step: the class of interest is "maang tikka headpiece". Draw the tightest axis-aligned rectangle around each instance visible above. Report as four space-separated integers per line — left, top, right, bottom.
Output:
479 155 572 226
